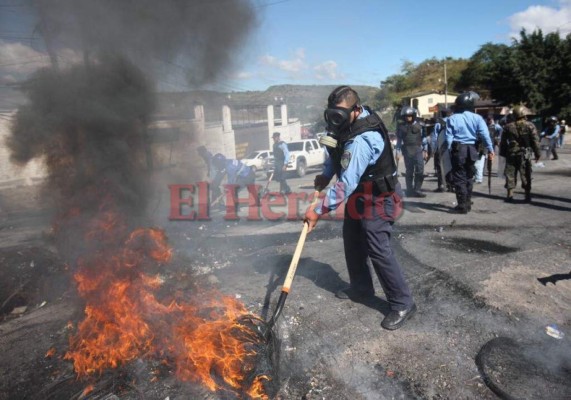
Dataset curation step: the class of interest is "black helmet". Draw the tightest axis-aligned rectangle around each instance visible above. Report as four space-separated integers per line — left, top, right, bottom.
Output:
400 106 417 120
546 116 558 124
454 91 480 112
212 153 226 169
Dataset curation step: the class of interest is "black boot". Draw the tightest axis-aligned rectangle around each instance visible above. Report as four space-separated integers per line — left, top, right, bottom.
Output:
504 189 514 203
524 191 531 203
450 205 468 214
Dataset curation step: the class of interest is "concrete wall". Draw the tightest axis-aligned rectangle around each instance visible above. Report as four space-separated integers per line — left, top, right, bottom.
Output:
0 101 300 188
266 104 302 146
0 113 47 189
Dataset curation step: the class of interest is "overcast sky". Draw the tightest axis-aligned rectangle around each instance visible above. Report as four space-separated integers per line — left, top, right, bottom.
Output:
1 0 571 96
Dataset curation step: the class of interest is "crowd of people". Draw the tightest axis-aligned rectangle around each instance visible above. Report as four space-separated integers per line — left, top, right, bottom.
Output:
393 91 565 211
195 86 565 331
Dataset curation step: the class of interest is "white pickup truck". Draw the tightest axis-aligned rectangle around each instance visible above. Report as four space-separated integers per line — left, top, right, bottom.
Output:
266 138 327 177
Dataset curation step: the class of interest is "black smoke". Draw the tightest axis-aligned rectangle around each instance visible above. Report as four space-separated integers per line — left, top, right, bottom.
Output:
31 0 257 85
8 57 155 260
6 0 257 261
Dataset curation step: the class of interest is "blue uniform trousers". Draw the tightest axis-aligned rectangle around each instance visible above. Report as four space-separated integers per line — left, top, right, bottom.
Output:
342 186 413 311
403 146 424 193
451 143 478 209
273 163 291 194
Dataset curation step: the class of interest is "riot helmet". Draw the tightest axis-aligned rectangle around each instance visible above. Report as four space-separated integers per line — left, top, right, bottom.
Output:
400 106 417 121
212 153 226 170
454 91 480 112
546 116 558 125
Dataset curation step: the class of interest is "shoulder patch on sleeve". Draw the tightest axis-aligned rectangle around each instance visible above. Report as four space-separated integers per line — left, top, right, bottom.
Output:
340 150 352 170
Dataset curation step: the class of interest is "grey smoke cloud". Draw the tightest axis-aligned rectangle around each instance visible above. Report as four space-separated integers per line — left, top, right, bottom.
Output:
33 0 257 85
6 0 258 261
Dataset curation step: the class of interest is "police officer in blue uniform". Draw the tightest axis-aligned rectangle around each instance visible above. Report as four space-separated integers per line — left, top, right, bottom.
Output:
304 86 416 331
272 132 292 194
211 153 256 209
445 92 494 214
396 106 429 197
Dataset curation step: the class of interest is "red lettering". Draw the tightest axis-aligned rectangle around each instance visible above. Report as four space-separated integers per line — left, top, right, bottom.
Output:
168 184 196 220
261 192 286 220
286 191 308 220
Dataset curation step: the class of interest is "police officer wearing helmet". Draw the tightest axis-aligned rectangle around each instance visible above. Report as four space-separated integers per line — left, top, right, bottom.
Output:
396 106 429 197
305 86 416 331
445 91 494 214
499 105 541 203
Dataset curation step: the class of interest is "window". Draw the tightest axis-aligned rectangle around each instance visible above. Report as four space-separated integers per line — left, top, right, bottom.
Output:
428 98 433 104
305 142 312 152
288 142 303 151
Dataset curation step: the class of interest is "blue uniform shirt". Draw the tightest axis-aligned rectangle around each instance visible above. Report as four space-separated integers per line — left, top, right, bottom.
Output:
222 159 251 184
490 123 503 141
445 111 493 152
541 124 560 139
275 142 290 165
316 108 385 215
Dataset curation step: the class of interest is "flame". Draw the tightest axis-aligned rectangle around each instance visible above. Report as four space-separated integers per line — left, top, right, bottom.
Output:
81 384 94 397
64 205 270 397
45 347 56 358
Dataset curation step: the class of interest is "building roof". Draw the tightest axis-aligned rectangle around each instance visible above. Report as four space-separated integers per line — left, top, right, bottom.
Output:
402 90 460 99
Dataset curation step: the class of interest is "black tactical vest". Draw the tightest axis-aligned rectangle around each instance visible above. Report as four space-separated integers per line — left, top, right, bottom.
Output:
273 140 286 165
397 122 423 148
330 108 398 193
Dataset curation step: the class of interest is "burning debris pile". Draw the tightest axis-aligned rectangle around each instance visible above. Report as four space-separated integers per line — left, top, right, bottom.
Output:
4 1 277 398
7 58 275 399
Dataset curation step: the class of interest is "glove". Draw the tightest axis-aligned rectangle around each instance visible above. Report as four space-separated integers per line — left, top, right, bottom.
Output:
304 206 319 233
314 174 331 191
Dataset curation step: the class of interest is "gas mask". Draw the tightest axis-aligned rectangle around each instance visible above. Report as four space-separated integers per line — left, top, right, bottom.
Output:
319 131 339 150
324 104 357 137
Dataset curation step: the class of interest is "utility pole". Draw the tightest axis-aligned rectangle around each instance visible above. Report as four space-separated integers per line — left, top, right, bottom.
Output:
444 62 448 108
37 0 59 70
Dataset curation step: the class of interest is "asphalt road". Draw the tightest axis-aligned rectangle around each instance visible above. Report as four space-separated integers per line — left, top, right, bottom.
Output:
0 150 569 399
161 151 571 399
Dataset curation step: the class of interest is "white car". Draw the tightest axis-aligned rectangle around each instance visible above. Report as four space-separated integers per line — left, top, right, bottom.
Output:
266 139 327 177
241 150 273 173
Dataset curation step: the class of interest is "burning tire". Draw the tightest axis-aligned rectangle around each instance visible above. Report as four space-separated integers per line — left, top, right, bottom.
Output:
476 336 571 400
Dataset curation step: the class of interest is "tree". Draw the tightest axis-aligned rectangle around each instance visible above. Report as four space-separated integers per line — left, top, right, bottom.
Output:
456 43 511 98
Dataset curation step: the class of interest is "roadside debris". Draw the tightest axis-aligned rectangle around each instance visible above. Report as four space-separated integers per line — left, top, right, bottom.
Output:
545 324 564 339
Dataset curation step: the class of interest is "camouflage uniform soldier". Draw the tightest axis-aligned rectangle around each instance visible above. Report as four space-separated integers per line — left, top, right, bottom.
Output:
499 105 541 203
